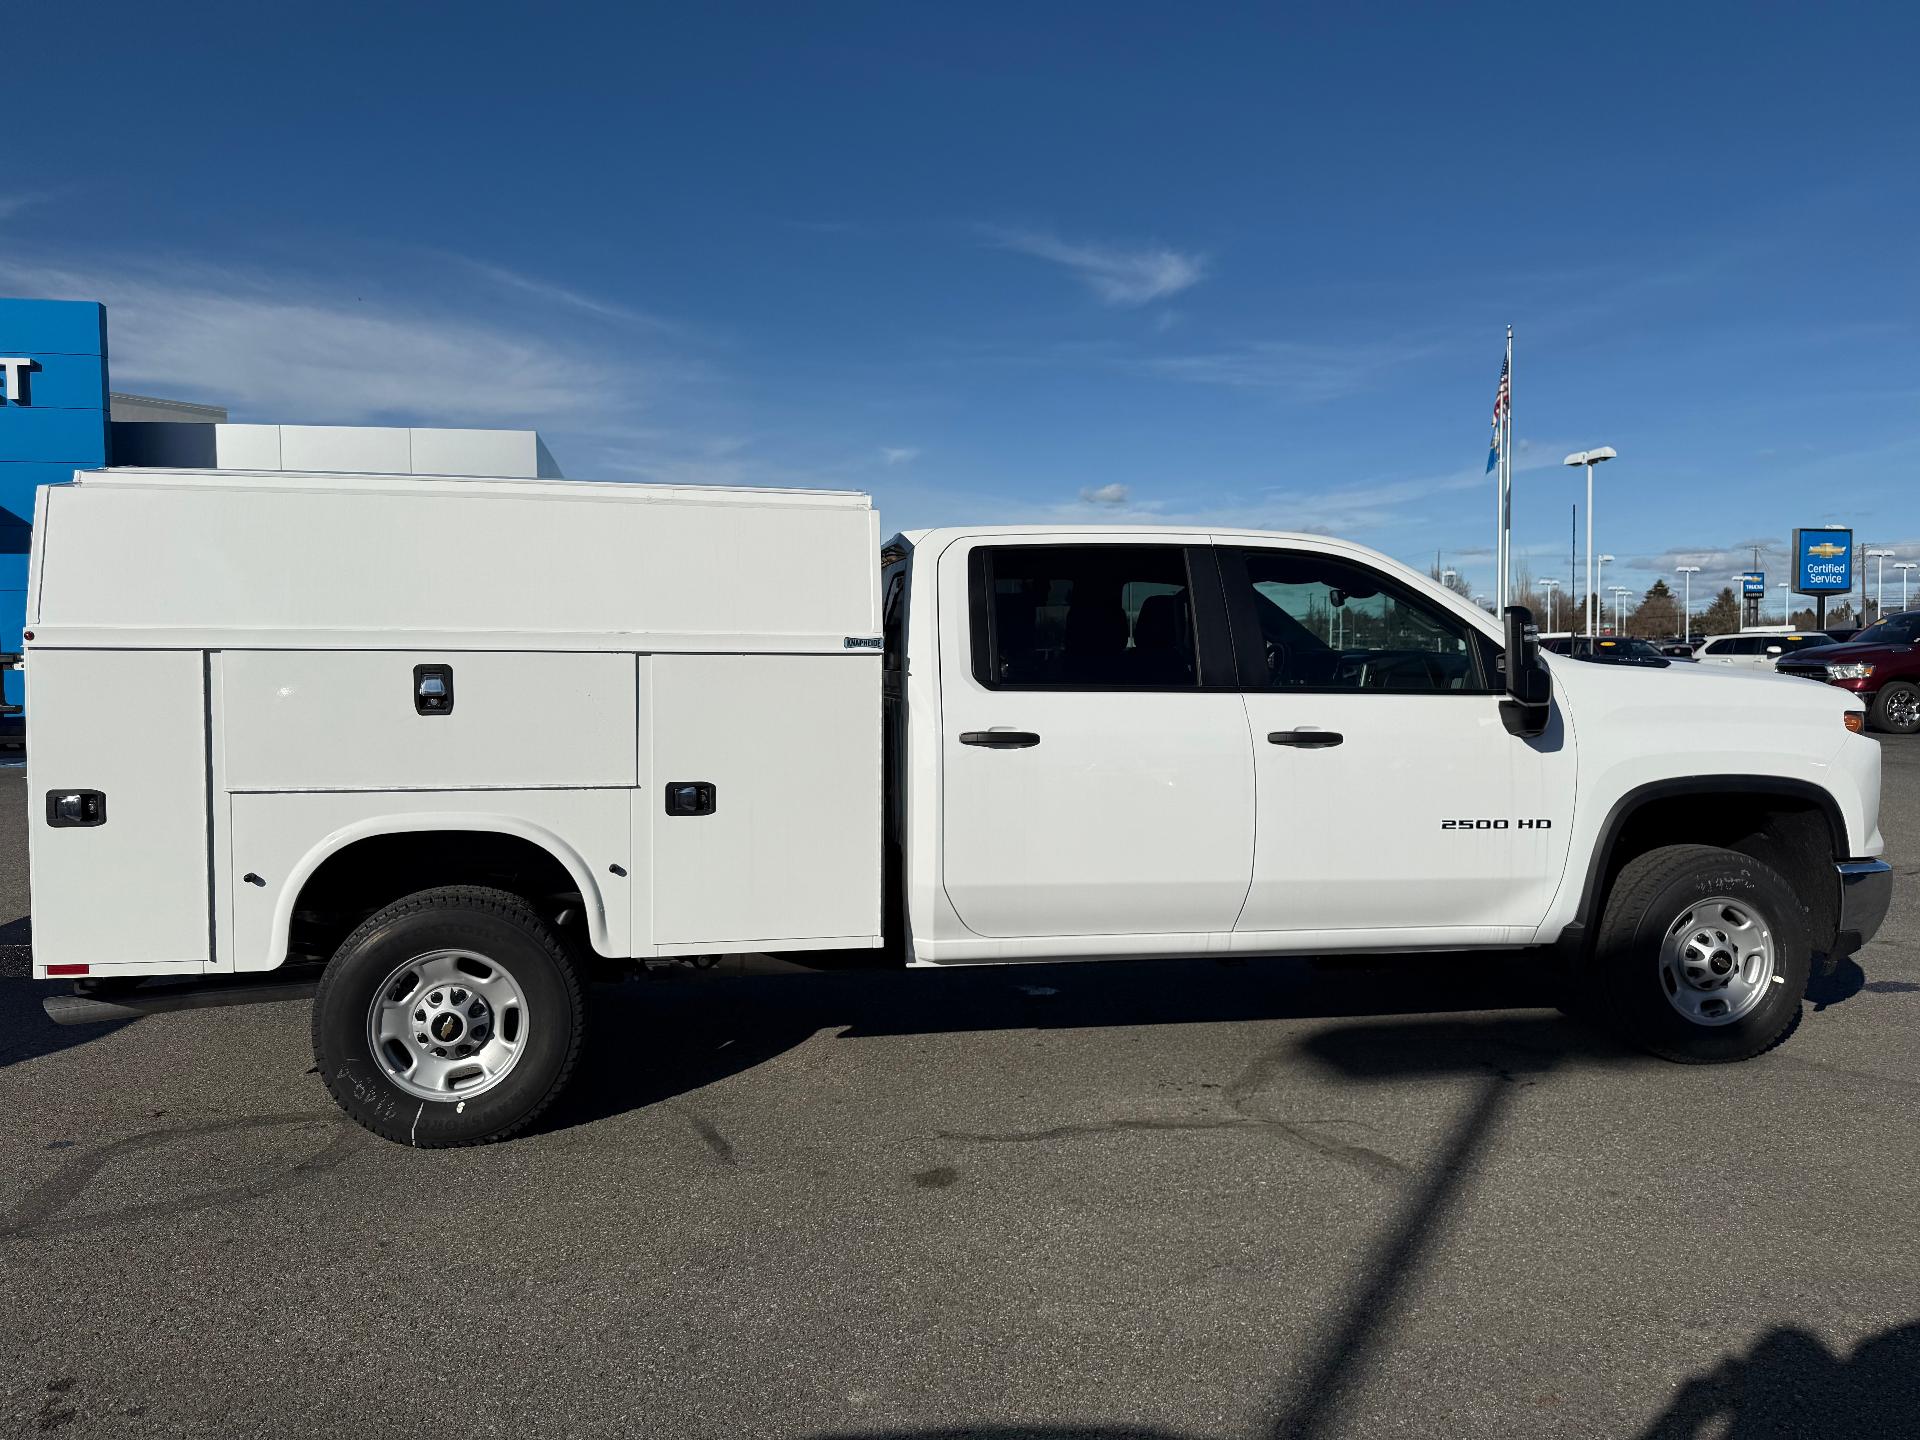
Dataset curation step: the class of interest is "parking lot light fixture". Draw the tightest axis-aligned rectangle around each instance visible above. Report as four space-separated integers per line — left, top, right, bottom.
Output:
1676 566 1700 644
1564 447 1617 638
1610 585 1631 636
1867 549 1895 618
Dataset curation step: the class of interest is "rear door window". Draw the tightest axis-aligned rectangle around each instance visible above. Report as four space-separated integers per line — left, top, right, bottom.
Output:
971 544 1199 689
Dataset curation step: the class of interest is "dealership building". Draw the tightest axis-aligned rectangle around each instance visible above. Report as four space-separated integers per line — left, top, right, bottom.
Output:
0 296 563 716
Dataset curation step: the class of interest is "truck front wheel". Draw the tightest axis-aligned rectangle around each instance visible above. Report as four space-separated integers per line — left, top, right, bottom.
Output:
1593 844 1809 1063
313 886 586 1146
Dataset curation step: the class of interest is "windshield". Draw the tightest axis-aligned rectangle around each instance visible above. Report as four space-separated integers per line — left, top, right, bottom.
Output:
1851 614 1920 646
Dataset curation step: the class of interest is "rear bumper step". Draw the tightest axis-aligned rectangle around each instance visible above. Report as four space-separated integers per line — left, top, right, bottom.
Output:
42 976 319 1027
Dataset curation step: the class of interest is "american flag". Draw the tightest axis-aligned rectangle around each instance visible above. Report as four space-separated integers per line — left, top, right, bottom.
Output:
1486 352 1509 473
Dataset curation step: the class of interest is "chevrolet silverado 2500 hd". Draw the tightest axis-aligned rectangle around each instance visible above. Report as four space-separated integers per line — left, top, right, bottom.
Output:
24 468 1892 1144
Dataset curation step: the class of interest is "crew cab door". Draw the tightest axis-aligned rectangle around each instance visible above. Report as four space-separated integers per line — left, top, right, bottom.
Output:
1219 543 1575 938
936 538 1254 940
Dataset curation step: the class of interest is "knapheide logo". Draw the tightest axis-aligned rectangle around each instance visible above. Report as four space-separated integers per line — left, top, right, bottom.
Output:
0 356 33 404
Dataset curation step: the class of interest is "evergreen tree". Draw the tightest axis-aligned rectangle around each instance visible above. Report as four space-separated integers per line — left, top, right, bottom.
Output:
1628 578 1681 638
1700 586 1743 635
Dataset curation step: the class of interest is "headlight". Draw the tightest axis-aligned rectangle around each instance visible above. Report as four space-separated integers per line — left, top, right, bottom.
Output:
1826 662 1875 680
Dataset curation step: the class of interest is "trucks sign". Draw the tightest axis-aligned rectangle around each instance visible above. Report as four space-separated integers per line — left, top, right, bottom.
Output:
1793 528 1853 595
1742 571 1765 597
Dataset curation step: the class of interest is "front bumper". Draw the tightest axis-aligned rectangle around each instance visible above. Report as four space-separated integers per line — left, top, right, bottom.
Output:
1835 859 1893 954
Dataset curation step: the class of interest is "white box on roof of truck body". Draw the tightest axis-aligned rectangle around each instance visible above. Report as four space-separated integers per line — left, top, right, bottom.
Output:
28 469 882 653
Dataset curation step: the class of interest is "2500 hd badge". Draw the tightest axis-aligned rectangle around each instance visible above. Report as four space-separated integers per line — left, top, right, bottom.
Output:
1440 818 1553 830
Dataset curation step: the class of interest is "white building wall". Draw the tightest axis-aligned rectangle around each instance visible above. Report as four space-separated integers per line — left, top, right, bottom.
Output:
110 422 563 479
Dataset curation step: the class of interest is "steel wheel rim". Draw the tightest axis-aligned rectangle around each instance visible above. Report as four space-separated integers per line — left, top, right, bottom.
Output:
366 949 530 1101
1657 895 1776 1027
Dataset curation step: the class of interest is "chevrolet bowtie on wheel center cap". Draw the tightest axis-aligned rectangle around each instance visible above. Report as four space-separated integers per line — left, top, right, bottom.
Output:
368 949 529 1101
1658 898 1775 1026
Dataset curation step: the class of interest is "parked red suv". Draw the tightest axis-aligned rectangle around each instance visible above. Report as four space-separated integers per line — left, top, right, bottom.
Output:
1775 610 1920 733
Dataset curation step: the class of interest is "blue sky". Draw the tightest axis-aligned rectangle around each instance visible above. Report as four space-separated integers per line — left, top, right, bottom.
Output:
6 2 1919 609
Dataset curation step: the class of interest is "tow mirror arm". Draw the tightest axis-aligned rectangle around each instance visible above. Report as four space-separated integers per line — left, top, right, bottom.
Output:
1500 605 1552 739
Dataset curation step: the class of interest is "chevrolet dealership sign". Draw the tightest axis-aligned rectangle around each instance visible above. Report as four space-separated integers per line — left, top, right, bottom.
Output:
1793 527 1854 596
0 356 35 404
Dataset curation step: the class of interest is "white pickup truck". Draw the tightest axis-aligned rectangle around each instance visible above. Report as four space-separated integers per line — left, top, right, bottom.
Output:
24 467 1892 1145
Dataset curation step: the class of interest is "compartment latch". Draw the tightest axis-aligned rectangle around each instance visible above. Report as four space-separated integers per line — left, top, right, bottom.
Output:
46 790 107 827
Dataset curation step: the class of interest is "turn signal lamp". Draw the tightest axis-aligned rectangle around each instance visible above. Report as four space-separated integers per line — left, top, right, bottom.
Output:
1843 712 1865 734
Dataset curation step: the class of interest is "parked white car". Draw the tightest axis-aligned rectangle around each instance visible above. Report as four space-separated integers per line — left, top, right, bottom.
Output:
23 467 1894 1145
1694 632 1836 670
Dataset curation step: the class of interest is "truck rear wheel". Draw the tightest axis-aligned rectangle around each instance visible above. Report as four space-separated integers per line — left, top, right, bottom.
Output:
1869 682 1920 735
1592 844 1809 1063
313 886 585 1146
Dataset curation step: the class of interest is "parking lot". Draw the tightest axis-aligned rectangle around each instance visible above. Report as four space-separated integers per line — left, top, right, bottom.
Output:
0 745 1914 1439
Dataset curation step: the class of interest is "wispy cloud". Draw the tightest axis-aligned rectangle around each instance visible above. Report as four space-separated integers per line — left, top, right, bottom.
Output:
880 446 920 465
1079 482 1130 506
982 227 1207 307
453 256 681 332
1138 338 1445 402
0 191 54 224
0 254 644 426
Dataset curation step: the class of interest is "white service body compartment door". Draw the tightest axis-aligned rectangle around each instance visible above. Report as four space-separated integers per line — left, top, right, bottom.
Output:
27 649 211 971
222 651 637 792
647 654 882 949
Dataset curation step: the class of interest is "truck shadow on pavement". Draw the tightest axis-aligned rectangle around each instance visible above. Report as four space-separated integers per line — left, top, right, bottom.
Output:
549 951 1594 1133
771 1001 1917 1440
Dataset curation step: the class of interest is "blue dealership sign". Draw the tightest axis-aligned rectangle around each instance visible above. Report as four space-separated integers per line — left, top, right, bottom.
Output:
0 299 110 702
1742 571 1765 597
1793 528 1853 595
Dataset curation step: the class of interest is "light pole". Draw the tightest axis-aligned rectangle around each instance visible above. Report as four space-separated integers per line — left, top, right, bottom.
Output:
1563 447 1617 638
1775 582 1789 625
1594 553 1616 636
1898 561 1917 611
1730 576 1746 631
1610 586 1631 636
1676 565 1700 644
1867 549 1895 621
1540 577 1560 631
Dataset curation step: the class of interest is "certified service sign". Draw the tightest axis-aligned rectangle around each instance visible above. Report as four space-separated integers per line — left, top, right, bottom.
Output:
1793 528 1853 595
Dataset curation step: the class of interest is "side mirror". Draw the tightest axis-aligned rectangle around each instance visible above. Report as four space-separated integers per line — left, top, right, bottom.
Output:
1500 605 1552 738
1766 645 1783 655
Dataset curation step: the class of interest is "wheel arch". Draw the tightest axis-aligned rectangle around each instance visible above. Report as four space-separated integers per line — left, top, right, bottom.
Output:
273 814 613 967
1569 776 1849 955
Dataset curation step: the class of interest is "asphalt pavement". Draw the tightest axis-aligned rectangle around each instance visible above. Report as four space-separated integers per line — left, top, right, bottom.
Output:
1 743 1917 1439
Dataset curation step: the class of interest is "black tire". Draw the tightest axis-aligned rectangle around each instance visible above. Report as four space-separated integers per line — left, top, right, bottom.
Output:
1868 682 1920 735
313 885 585 1146
1592 844 1809 1063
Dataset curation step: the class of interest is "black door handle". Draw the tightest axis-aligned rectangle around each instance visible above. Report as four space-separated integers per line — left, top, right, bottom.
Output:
960 730 1041 749
1268 730 1343 748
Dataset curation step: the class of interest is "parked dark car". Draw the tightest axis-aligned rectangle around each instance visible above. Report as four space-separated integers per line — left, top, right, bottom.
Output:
1540 635 1672 667
1775 610 1920 733
1654 639 1699 659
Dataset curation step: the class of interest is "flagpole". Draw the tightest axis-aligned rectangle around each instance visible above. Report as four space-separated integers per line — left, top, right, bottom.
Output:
1501 324 1513 610
1492 380 1504 611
